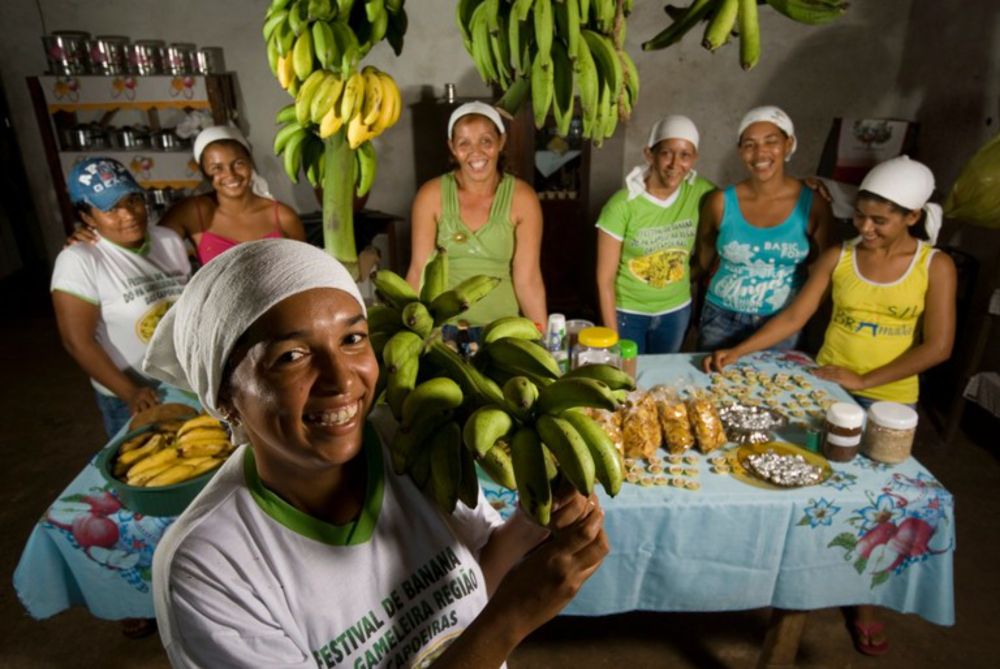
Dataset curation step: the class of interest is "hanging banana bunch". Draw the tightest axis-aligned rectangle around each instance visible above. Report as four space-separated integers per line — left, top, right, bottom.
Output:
369 254 632 520
643 0 849 71
457 0 640 145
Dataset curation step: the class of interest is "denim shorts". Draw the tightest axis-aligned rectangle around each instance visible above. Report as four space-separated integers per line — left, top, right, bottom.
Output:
697 301 800 352
616 304 692 355
94 391 132 439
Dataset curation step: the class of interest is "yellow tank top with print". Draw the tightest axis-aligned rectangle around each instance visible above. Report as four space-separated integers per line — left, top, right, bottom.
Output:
816 239 936 404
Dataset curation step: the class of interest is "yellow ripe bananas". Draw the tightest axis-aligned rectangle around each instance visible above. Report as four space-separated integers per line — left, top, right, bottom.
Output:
112 412 233 488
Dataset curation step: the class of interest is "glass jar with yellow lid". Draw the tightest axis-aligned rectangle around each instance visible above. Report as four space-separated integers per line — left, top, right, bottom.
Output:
573 326 620 370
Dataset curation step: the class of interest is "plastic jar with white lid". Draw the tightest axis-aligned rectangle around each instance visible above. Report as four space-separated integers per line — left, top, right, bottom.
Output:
573 326 619 369
862 401 918 464
822 402 865 463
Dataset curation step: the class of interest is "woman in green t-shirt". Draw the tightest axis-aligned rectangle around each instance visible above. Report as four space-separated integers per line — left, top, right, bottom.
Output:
596 115 715 354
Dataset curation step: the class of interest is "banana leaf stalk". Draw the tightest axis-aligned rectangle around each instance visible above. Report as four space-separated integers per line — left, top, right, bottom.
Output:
322 132 359 275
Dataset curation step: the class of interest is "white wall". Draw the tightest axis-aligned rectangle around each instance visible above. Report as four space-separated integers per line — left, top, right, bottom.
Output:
1 0 997 269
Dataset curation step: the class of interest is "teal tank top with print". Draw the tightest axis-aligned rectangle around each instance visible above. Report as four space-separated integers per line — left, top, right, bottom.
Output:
706 185 813 316
430 172 520 327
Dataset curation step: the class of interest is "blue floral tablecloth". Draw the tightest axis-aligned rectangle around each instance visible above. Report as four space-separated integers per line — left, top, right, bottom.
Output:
14 388 198 621
479 351 955 626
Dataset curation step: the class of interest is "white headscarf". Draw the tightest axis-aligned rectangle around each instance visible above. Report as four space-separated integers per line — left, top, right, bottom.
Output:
192 125 274 199
738 105 797 160
626 115 700 202
859 155 943 244
143 239 366 419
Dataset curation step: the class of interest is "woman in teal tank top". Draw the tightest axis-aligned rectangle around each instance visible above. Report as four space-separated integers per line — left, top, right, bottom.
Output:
406 102 547 329
694 106 832 351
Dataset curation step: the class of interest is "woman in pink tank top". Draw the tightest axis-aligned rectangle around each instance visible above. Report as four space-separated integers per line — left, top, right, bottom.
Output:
159 126 306 265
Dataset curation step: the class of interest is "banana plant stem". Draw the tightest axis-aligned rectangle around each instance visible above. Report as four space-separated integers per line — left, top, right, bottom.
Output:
322 132 359 276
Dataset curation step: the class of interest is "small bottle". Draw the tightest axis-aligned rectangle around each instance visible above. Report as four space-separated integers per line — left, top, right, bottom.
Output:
821 402 865 463
618 339 638 379
862 402 918 464
574 327 620 369
545 313 568 373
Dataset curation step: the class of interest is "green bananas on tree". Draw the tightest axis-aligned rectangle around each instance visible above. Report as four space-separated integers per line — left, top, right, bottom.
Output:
457 0 639 145
642 0 848 71
263 0 409 269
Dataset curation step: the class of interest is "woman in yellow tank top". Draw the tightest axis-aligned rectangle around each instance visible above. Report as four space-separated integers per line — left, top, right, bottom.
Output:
406 102 547 329
703 156 956 656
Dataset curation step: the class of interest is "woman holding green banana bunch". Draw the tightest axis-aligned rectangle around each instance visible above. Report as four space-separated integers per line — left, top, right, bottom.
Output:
143 239 607 668
407 102 548 336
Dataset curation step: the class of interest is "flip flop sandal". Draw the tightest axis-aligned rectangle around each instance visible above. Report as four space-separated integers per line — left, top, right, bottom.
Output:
851 620 889 656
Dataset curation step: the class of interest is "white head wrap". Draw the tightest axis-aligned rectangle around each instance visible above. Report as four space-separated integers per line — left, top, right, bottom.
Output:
447 101 505 138
737 106 797 160
859 155 942 244
143 239 366 419
647 114 700 150
625 115 700 201
192 125 274 199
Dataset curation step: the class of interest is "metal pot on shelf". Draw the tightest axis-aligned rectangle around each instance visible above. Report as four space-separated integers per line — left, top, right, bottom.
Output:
108 126 149 150
88 35 130 76
149 129 185 151
164 43 196 75
70 124 108 150
42 31 90 75
195 47 225 75
130 40 164 75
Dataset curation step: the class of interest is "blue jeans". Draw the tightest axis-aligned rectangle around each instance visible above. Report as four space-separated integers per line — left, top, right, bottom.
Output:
697 301 800 352
616 304 692 355
851 395 917 411
94 391 132 439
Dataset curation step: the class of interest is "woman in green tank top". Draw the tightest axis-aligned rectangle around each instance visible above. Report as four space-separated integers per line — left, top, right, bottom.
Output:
406 102 547 329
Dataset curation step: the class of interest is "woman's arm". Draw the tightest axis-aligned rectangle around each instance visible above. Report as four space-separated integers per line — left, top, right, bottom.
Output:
704 245 841 372
814 251 957 391
510 180 547 325
276 202 307 241
807 187 835 257
405 179 442 291
431 495 607 668
157 197 203 240
692 190 723 280
52 291 158 413
596 230 622 332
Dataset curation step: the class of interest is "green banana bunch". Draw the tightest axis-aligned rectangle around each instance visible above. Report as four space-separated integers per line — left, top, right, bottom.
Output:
456 0 639 144
563 362 636 390
420 248 448 304
642 0 847 72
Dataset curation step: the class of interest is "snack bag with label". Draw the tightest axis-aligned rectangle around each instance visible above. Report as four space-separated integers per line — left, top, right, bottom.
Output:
650 385 695 453
621 391 662 458
688 395 727 453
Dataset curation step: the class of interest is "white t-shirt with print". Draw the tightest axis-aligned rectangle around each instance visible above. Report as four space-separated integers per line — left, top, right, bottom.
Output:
50 226 190 395
153 425 505 669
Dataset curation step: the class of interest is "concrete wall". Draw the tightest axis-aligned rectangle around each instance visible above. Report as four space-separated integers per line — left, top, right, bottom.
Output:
0 0 996 275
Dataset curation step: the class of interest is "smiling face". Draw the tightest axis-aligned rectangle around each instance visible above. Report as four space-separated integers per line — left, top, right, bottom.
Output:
738 121 794 181
853 196 920 249
448 114 505 182
221 288 378 473
644 138 698 194
200 140 254 198
80 193 148 248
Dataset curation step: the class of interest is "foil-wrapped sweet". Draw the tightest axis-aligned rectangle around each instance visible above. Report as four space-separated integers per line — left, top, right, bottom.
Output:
744 449 824 487
718 402 787 445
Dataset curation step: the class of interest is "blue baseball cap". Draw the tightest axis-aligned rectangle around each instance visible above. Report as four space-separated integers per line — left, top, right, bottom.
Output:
67 158 144 212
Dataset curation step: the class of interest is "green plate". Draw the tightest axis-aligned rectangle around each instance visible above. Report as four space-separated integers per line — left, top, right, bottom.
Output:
727 441 832 490
95 424 216 517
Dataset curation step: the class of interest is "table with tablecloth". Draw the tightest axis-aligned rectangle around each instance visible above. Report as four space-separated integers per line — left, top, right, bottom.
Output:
14 388 198 621
479 350 955 629
16 351 954 650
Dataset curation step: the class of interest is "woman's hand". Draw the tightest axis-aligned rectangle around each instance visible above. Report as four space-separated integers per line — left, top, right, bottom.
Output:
125 386 161 415
65 223 99 247
813 365 867 391
490 494 608 637
804 177 833 203
702 349 740 373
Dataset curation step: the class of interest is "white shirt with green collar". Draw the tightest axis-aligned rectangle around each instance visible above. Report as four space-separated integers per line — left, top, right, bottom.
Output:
153 423 505 669
50 225 190 395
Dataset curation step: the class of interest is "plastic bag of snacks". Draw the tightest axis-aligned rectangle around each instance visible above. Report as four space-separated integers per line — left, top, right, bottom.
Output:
621 391 661 459
687 395 727 453
583 407 624 460
649 385 694 453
